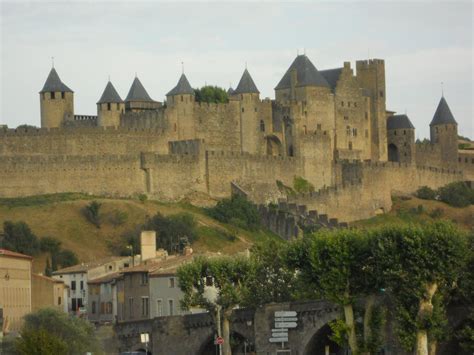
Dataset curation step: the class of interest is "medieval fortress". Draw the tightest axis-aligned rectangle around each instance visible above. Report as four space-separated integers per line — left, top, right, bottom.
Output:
1 55 472 223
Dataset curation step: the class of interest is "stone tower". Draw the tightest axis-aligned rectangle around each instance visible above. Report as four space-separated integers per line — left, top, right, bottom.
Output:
124 76 160 112
97 81 124 127
39 67 74 128
429 96 458 166
233 68 260 154
166 73 195 139
386 114 415 164
356 59 387 161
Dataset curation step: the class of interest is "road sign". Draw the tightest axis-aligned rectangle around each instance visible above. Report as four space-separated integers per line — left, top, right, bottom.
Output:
214 336 224 345
269 337 288 343
275 317 298 322
275 322 297 328
275 311 297 317
272 332 288 338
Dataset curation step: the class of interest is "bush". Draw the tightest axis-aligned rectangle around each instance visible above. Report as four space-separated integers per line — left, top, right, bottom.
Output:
207 195 260 230
2 221 40 256
16 327 68 355
138 194 148 203
293 176 315 194
438 182 474 208
416 186 436 200
82 200 102 228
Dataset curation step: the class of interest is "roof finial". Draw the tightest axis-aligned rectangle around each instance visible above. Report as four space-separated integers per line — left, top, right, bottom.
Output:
181 61 184 75
51 56 55 68
441 82 444 97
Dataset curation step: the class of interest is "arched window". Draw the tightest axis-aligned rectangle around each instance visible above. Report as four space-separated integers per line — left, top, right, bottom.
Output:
260 120 265 132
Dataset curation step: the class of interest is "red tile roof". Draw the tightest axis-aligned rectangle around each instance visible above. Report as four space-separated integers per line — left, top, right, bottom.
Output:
0 248 33 260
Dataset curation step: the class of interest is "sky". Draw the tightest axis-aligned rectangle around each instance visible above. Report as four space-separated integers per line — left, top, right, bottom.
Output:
1 0 472 139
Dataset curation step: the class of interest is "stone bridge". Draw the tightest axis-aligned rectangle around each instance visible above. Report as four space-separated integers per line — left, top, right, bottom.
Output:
115 300 341 355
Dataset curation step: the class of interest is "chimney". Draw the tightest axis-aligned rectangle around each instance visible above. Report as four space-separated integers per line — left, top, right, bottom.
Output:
140 231 156 262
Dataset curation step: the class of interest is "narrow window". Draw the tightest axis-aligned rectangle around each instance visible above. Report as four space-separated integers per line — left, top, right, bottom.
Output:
107 103 111 111
71 281 76 290
346 126 350 136
58 296 61 305
92 301 96 314
354 102 357 107
50 92 55 99
80 281 84 290
181 95 183 102
157 299 163 316
349 142 353 150
394 131 397 136
260 120 265 132
341 101 344 107
61 92 65 99
169 277 175 288
403 130 406 135
168 299 174 316
303 125 307 135
128 297 134 318
142 297 149 317
241 107 245 113
174 123 177 132
379 90 384 98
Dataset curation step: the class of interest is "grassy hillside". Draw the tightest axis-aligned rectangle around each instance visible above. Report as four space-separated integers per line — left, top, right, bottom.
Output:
354 195 474 231
0 194 279 273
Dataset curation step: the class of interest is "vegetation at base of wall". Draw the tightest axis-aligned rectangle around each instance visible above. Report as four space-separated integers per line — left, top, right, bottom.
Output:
138 193 148 203
82 200 102 228
206 195 260 230
0 192 96 208
414 182 474 208
194 85 229 104
276 180 296 196
293 176 315 194
416 186 436 200
16 308 102 355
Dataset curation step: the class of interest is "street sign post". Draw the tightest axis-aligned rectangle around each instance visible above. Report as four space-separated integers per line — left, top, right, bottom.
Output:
268 310 298 349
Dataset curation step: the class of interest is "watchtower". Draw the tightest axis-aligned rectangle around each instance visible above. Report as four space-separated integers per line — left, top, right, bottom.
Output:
39 67 74 128
386 114 415 163
97 81 124 127
166 73 195 139
429 96 458 166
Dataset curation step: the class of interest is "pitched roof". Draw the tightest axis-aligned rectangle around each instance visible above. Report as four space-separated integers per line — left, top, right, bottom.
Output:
275 55 330 90
430 96 457 126
40 68 73 93
53 256 127 275
125 77 154 102
97 81 123 104
0 248 33 260
320 68 343 92
387 114 415 130
167 73 195 96
227 87 235 95
234 69 260 94
88 271 121 284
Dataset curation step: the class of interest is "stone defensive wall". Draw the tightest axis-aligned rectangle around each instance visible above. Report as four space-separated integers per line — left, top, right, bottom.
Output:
0 126 170 155
415 142 442 167
458 150 474 181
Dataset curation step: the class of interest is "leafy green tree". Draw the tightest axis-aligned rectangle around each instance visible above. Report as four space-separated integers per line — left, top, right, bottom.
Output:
178 256 251 355
371 222 466 355
194 86 229 103
2 221 40 255
16 327 68 355
416 186 436 200
82 200 102 228
40 236 61 254
55 249 79 268
18 308 101 355
207 195 260 230
437 182 474 207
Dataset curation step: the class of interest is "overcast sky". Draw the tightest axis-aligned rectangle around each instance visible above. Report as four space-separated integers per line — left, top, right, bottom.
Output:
1 1 472 138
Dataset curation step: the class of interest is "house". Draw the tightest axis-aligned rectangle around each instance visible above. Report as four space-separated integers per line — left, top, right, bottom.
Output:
52 256 133 313
0 249 32 333
31 273 68 313
87 272 120 323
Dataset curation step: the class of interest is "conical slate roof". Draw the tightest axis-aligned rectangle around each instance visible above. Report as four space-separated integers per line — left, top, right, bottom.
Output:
125 77 154 102
320 68 343 92
167 73 195 96
227 87 235 95
387 114 415 130
234 69 259 94
40 68 73 93
430 96 457 126
275 55 330 90
97 81 123 104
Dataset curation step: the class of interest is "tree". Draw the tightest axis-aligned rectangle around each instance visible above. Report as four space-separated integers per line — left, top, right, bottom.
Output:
207 195 260 230
286 229 384 355
416 186 436 200
82 200 102 228
2 221 40 255
18 308 101 355
437 182 474 207
55 249 79 268
371 222 466 355
194 86 229 103
178 256 252 355
16 327 68 355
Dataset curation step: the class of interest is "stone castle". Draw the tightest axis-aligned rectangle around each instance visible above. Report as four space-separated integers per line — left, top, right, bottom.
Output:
1 54 472 223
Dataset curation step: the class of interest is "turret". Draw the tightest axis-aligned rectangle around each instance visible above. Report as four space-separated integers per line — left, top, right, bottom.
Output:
124 76 160 112
356 59 387 161
386 114 415 163
166 73 195 139
39 67 74 128
234 68 260 154
429 96 458 165
97 81 124 127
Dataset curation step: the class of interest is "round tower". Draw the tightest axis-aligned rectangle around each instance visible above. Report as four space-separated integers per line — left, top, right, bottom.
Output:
429 96 458 166
39 67 74 128
386 114 415 163
166 73 195 139
97 81 125 127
